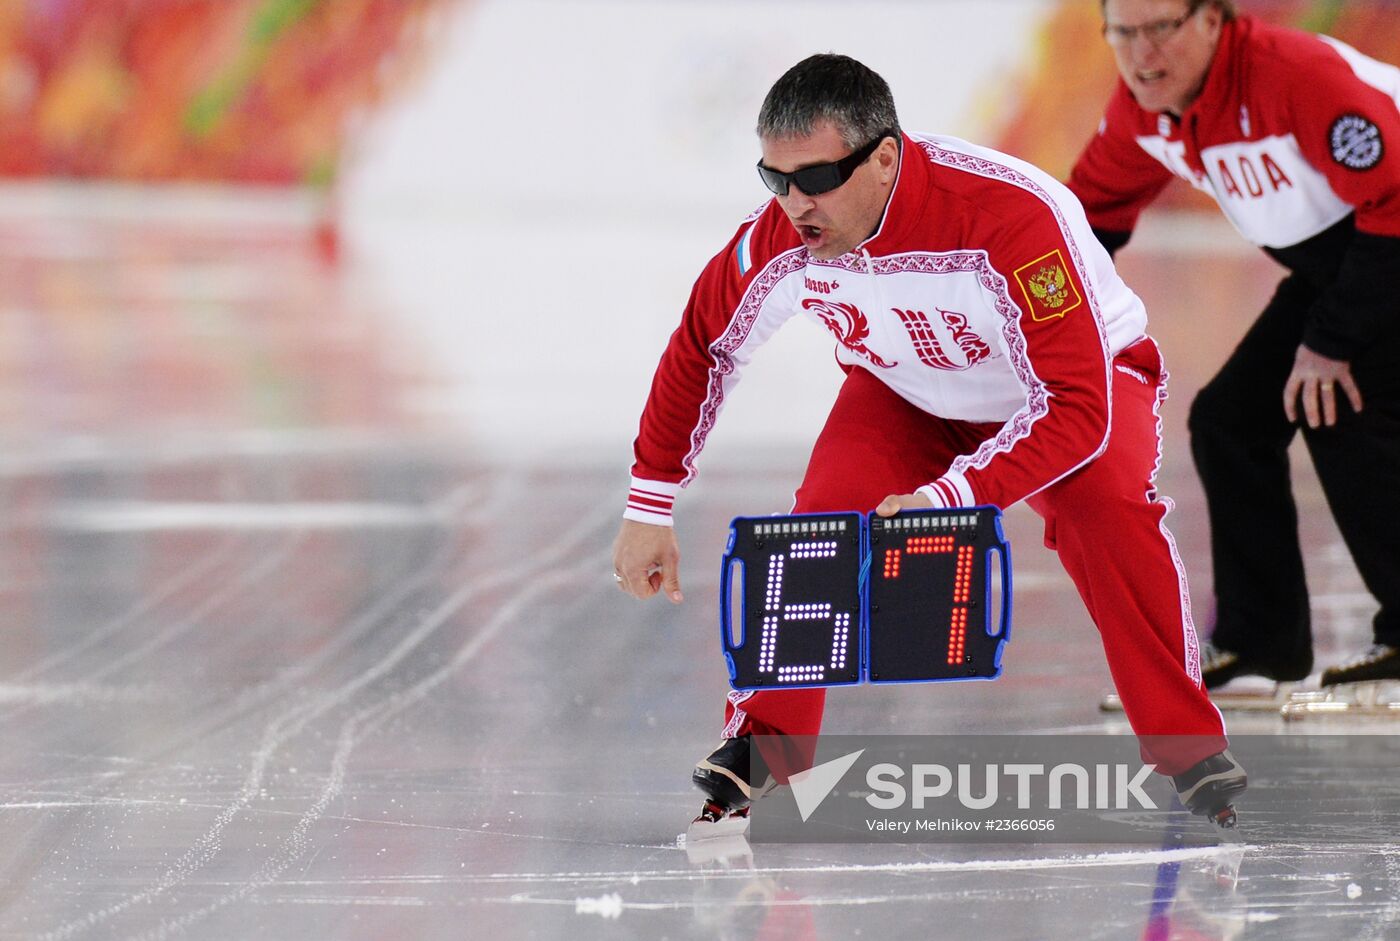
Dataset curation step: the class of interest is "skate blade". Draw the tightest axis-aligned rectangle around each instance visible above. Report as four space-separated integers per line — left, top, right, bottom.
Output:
681 808 750 846
680 830 753 866
1281 681 1400 721
1209 805 1242 839
1101 686 1294 714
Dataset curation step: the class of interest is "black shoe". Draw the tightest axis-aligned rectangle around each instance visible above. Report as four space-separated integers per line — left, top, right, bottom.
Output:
1321 644 1400 686
692 736 776 812
1172 750 1247 827
1199 639 1310 690
1200 641 1248 689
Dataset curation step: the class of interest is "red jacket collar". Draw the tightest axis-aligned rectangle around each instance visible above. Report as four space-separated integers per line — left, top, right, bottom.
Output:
857 131 930 257
1176 14 1252 125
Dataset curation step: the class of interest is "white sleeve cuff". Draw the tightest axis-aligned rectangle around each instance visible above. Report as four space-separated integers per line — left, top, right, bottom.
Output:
915 483 950 508
624 476 680 526
917 471 975 509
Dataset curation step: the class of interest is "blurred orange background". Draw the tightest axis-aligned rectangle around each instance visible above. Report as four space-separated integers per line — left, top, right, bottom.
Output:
0 0 451 185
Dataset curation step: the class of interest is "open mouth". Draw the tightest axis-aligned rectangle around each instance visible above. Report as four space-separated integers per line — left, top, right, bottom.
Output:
798 224 823 246
1136 69 1167 83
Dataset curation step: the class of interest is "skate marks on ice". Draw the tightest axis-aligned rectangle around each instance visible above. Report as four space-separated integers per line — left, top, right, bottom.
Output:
518 842 1232 882
0 473 490 769
0 532 247 711
470 841 1396 936
27 483 616 941
0 468 402 728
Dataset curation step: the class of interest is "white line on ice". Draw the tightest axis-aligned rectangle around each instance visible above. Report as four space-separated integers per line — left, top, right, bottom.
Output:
462 845 1241 886
0 682 172 705
251 896 431 907
42 501 452 532
481 846 1249 913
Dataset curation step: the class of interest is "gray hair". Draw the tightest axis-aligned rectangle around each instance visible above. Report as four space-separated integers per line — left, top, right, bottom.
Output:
1100 0 1236 21
756 54 901 150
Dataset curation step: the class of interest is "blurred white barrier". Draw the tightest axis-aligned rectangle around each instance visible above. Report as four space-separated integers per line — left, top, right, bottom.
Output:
341 0 1052 464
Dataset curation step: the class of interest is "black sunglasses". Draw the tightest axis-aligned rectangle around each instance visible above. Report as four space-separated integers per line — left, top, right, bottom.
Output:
756 129 897 197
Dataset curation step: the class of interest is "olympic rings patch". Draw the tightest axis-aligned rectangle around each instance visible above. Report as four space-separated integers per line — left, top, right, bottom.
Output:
1329 114 1383 170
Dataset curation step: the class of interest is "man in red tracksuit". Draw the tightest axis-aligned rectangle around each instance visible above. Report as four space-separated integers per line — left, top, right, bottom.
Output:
612 53 1244 829
1068 1 1400 690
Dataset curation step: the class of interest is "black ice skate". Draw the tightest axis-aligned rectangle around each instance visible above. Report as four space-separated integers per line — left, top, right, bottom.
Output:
686 736 778 843
1199 639 1310 691
1100 640 1306 713
1321 644 1400 686
1172 749 1247 831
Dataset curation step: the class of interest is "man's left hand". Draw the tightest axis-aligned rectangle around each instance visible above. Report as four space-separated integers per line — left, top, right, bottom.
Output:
1282 344 1363 429
875 491 934 517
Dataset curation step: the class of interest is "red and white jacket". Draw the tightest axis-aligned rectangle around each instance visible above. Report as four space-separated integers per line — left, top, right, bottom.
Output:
625 132 1150 525
1069 15 1400 359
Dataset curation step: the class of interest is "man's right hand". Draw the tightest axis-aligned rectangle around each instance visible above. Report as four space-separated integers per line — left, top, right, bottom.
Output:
1283 343 1363 428
612 519 683 604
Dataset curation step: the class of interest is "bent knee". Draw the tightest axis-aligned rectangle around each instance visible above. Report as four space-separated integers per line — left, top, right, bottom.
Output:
1187 383 1241 440
1041 463 1161 519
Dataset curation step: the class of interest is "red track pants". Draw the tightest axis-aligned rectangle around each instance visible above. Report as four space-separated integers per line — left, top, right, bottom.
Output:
721 339 1226 775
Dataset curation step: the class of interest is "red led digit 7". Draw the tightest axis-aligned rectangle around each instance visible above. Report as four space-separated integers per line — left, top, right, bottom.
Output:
893 535 976 666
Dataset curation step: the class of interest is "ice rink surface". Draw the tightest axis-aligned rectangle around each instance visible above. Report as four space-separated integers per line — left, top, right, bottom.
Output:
0 204 1394 941
0 2 1397 936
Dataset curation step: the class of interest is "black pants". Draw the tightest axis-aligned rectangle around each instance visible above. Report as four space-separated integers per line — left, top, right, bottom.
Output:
1189 274 1400 672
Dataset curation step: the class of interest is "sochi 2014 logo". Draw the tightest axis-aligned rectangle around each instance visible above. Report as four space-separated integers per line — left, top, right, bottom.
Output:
802 299 898 368
1330 114 1383 170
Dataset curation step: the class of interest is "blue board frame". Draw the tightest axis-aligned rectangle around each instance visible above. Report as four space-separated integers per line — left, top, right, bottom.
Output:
720 507 1011 691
